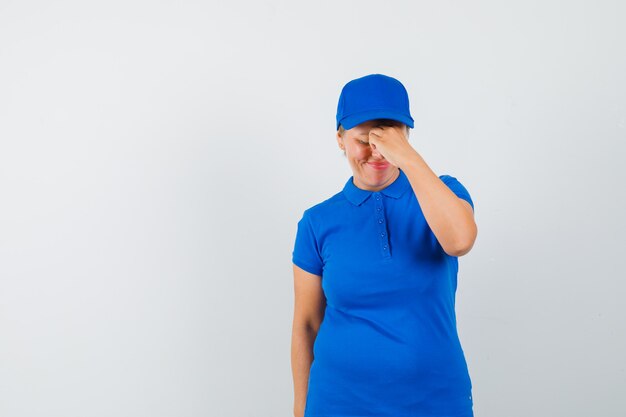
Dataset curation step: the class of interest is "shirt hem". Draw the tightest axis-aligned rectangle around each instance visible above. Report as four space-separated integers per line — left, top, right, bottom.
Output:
305 410 473 417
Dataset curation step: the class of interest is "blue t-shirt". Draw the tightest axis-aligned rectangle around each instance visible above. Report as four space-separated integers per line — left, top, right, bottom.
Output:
292 168 475 417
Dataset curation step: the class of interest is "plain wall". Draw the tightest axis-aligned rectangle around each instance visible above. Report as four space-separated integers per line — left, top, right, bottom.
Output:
1 1 625 416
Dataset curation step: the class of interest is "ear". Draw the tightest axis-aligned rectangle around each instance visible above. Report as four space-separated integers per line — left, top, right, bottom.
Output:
336 132 344 149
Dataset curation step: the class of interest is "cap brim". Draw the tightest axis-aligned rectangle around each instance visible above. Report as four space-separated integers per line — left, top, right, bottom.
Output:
338 109 414 130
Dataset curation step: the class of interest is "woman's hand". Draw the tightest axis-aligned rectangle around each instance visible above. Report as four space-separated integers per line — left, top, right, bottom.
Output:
368 125 419 169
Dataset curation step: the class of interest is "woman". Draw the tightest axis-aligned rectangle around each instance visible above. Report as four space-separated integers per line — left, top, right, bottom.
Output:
291 73 478 417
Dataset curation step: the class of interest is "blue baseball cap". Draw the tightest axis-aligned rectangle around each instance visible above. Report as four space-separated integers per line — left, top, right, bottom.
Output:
336 73 414 131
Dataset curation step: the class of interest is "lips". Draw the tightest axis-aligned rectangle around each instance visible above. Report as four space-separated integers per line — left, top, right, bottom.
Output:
368 162 389 170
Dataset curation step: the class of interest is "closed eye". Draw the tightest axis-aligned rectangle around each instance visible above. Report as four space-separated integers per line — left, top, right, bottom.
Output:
357 140 369 145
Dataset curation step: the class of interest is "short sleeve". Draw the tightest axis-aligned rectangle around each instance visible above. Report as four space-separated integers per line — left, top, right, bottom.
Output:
439 174 475 211
292 210 324 277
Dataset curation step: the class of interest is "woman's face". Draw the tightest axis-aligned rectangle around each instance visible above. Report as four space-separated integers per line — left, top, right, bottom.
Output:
336 119 405 192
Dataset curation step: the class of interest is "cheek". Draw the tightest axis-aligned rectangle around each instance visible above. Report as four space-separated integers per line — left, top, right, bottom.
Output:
350 147 369 160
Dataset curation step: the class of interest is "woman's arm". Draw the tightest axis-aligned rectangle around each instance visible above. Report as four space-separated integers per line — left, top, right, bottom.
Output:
401 154 478 257
367 125 477 257
291 264 325 417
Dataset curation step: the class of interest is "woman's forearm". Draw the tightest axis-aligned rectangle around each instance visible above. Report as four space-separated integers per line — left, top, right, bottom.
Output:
291 323 317 417
400 153 477 256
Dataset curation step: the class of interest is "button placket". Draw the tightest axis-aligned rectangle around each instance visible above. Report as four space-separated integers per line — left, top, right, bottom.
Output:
373 192 391 258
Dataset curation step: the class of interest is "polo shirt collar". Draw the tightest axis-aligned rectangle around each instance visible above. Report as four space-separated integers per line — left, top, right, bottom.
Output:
342 168 411 206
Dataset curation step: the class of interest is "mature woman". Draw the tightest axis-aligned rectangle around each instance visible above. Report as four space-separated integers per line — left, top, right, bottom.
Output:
291 73 478 417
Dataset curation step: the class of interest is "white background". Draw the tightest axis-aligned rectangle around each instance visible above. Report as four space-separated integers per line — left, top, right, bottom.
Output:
1 1 625 416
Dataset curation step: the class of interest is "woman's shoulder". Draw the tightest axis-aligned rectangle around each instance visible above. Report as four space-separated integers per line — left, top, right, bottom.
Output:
300 190 347 221
438 173 459 183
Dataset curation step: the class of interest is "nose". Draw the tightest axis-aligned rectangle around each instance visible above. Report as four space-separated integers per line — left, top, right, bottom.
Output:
370 143 384 159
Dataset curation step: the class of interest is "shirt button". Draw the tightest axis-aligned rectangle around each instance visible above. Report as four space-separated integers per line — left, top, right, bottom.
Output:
378 219 383 224
383 245 388 250
376 195 380 200
377 207 381 211
381 232 385 237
